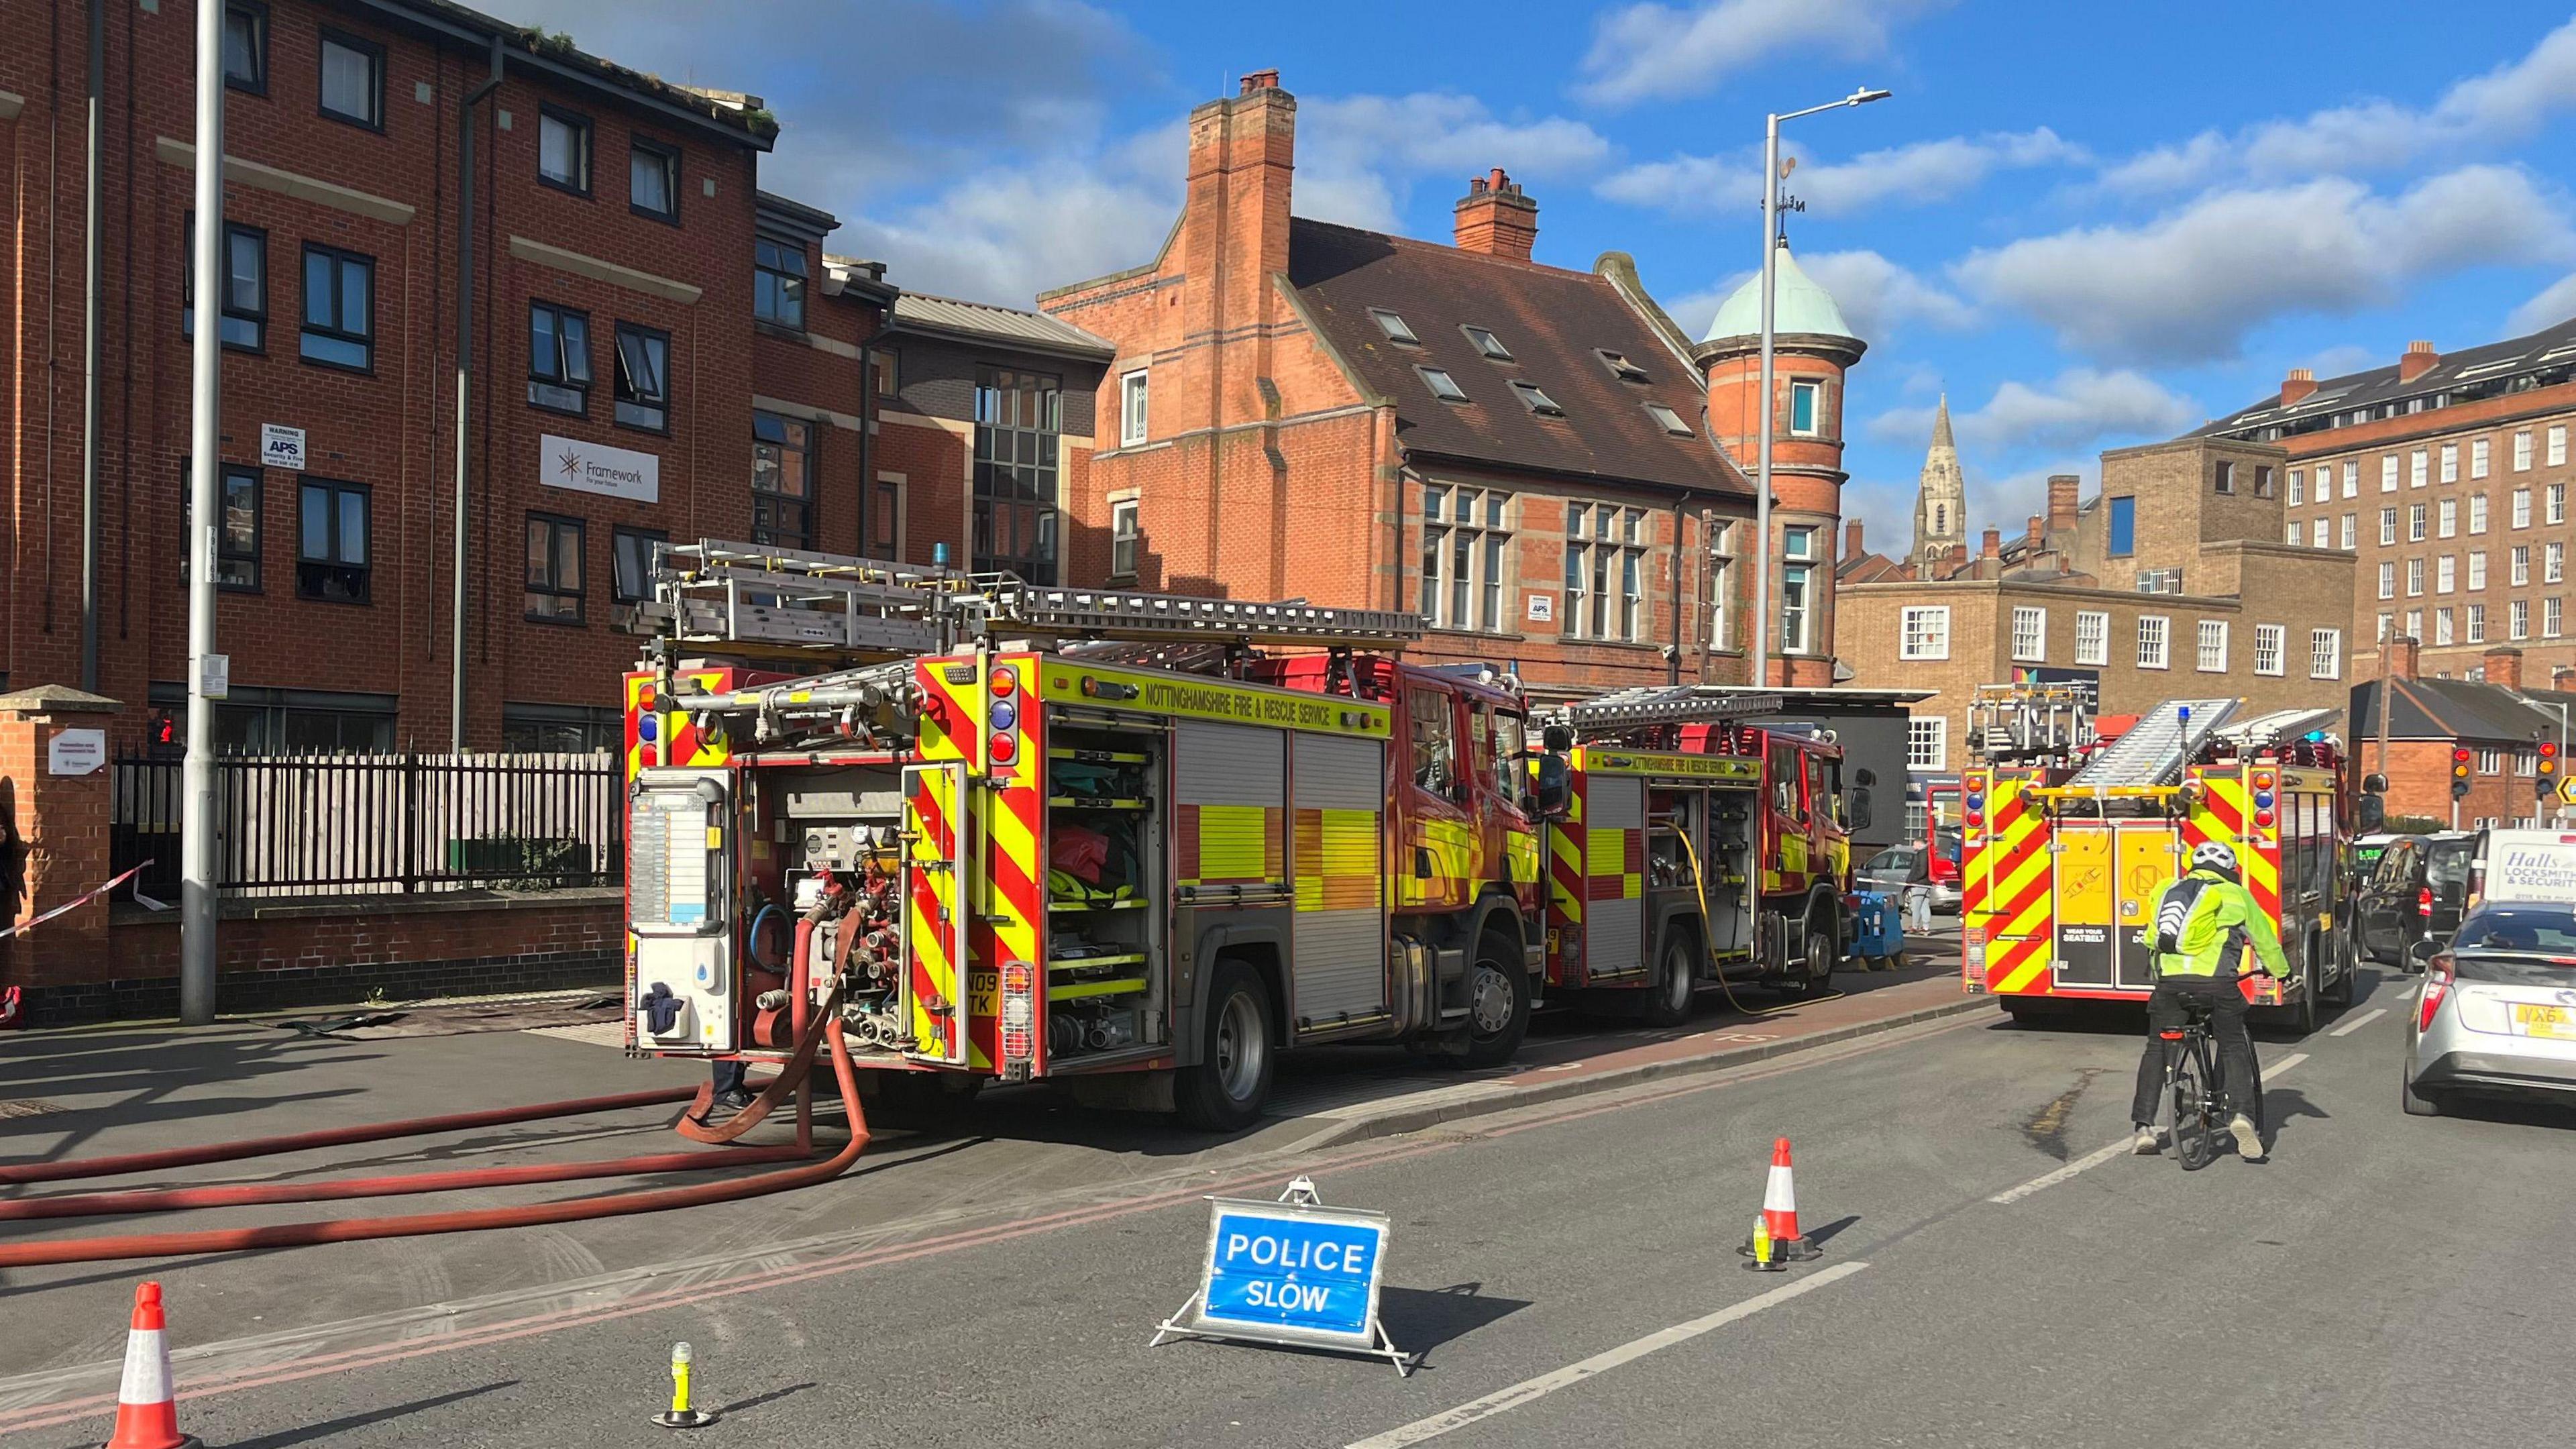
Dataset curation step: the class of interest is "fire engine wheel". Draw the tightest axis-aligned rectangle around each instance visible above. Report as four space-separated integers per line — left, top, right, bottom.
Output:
1176 961 1274 1132
1796 916 1837 999
2286 958 2320 1037
1458 936 1532 1068
1644 930 1697 1027
2326 932 2357 1008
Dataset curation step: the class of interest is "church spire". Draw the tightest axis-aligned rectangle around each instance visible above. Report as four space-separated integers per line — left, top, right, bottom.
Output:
1912 393 1968 572
1930 392 1954 449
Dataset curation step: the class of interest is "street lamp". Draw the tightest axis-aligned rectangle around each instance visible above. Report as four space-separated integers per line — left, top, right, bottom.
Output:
1751 85 1891 688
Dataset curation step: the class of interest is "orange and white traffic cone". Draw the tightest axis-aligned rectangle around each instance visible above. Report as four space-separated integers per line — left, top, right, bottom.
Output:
1738 1137 1822 1269
100 1282 199 1449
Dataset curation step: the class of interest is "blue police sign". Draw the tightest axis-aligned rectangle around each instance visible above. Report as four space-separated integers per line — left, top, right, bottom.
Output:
1152 1177 1412 1373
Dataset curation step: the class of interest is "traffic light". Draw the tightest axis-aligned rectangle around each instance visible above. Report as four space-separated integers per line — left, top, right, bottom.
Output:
2451 747 2473 802
2540 741 2561 801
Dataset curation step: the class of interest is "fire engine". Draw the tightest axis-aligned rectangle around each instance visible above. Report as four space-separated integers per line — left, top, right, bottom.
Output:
1532 686 1878 1023
622 541 1545 1130
1959 684 2360 1032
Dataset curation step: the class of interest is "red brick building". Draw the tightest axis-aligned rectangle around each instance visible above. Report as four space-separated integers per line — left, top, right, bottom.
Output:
1038 72 1867 699
2353 639 2575 829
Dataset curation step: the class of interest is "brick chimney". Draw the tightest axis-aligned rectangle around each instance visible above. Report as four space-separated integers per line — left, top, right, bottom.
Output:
2483 645 2524 690
2398 339 2439 382
2390 634 2420 680
1843 517 1864 559
2046 474 2080 533
1453 168 1538 261
2280 367 2316 406
1179 70 1297 404
2025 514 2044 553
2554 664 2575 690
1981 526 2000 561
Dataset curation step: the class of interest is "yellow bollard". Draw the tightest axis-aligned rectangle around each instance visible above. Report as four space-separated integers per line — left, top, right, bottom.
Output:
653 1340 718 1430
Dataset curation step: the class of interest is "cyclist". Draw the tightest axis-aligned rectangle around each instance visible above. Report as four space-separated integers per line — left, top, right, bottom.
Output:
2129 840 2284 1161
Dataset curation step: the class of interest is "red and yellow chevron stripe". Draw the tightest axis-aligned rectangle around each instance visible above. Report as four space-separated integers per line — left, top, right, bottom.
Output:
1972 775 2059 996
1545 772 1588 987
905 765 965 1063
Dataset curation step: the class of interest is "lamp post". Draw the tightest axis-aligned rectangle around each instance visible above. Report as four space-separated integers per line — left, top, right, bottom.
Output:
1751 86 1890 688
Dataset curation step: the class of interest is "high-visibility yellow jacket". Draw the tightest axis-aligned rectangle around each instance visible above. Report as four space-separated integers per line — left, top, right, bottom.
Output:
2152 868 2288 979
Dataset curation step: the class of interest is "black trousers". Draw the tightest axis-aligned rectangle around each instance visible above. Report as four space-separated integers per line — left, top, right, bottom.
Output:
2129 973 2263 1127
711 1059 749 1097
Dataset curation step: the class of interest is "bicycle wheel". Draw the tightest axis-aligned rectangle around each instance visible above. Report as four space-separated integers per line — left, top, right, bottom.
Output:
2169 1052 2216 1171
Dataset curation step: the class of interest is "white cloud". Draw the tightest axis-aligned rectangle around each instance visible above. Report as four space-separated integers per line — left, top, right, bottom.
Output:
843 160 1181 308
1294 94 1615 230
1956 166 2576 364
1660 250 1971 345
1576 0 1943 106
1600 129 2080 217
2102 17 2576 193
1868 370 2199 453
2509 270 2576 335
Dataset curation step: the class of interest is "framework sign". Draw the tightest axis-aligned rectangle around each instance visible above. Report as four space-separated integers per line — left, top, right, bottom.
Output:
1151 1177 1412 1374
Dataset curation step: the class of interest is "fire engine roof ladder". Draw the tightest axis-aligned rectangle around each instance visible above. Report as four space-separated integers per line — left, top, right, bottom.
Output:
1558 685 1791 735
2061 696 2240 790
2208 706 2343 755
1968 682 2095 764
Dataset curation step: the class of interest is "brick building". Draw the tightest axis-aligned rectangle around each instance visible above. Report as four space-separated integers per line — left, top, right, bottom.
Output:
2196 315 2576 683
2352 640 2575 828
1038 72 1868 700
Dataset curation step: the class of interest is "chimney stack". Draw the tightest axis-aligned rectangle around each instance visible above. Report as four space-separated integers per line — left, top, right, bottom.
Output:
2280 367 2316 406
1452 168 1538 261
2026 514 2044 552
2390 635 2421 680
2483 645 2524 691
2553 664 2575 690
2046 474 2080 533
1980 525 2001 561
1843 517 1864 559
2398 339 2439 383
1240 68 1280 93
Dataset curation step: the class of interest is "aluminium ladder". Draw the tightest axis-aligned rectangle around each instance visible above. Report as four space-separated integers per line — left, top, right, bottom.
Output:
2061 696 2240 789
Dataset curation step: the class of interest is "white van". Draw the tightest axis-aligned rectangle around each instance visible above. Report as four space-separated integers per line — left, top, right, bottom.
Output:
2469 828 2576 906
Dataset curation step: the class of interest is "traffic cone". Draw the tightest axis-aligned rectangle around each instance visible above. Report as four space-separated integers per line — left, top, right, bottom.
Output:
1737 1137 1821 1267
101 1282 199 1449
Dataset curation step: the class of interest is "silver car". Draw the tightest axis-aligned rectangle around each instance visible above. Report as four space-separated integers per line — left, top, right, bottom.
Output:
2402 901 2576 1116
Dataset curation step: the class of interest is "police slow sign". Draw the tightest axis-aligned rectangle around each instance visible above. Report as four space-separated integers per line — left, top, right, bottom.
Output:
1152 1179 1411 1373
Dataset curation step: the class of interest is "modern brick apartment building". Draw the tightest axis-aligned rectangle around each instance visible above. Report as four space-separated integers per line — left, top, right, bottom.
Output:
2352 640 2575 828
2197 317 2576 684
1038 72 1868 699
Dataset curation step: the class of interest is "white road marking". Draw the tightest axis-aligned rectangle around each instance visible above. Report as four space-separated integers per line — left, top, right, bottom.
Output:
1988 1052 2307 1204
1344 1263 1869 1449
2328 1007 2387 1038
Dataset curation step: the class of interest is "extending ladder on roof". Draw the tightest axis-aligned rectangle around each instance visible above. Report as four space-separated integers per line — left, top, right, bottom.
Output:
1560 686 1790 734
2063 697 2239 789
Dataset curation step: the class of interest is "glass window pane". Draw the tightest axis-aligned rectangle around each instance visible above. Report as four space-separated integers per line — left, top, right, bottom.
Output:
227 230 261 310
339 264 367 334
222 474 256 549
525 519 549 583
321 41 372 121
304 252 331 325
300 485 327 559
339 491 366 565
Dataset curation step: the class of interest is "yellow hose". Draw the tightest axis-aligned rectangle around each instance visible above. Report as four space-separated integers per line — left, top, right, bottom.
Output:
1672 822 1845 1017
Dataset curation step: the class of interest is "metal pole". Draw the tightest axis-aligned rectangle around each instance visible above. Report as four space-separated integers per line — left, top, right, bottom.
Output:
180 0 225 1026
79 0 103 694
1752 112 1778 689
453 38 503 752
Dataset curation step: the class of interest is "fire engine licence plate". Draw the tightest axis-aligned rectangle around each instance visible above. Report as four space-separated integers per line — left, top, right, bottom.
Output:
968 969 999 1018
2511 1003 2576 1040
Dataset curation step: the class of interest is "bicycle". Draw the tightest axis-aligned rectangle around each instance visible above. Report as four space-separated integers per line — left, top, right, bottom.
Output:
2159 996 2230 1171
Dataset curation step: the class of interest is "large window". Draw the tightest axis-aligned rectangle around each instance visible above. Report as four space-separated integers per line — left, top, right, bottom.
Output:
2010 606 2045 662
181 460 261 592
2381 455 2398 492
2213 460 2235 495
2379 506 2397 545
2339 513 2355 550
2551 541 2567 584
1780 527 1817 653
2470 494 2488 534
2514 545 2530 586
2439 498 2457 537
754 237 808 329
299 245 373 370
1900 606 1950 661
2407 558 2424 596
1907 716 1947 772
2074 609 2108 666
2438 554 2456 594
2468 603 2486 643
1120 370 1148 446
2253 623 2284 676
2377 561 2395 600
2410 448 2428 488
2196 619 2227 672
2472 437 2490 479
2551 425 2568 466
2106 496 2135 557
1111 500 1139 578
297 478 369 604
1788 380 1822 437
629 137 680 223
1422 484 1511 633
2310 627 2341 680
2551 483 2567 525
2514 487 2532 528
223 1 267 93
1562 502 1645 642
2515 431 2534 471
2343 460 2358 497
2440 443 2459 483
2137 614 2169 669
2548 597 2565 639
614 322 669 431
973 368 1060 584
182 215 266 350
2470 551 2487 590
539 105 592 194
751 411 814 550
317 30 382 129
502 704 620 754
528 301 590 413
2512 598 2530 640
2408 502 2426 541
524 513 584 623
612 527 666 603
2435 606 2455 645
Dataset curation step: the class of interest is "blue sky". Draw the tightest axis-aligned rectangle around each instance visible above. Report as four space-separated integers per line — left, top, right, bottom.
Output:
492 0 2576 544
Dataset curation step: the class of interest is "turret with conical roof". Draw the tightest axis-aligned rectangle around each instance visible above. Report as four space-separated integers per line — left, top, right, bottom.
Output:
1913 393 1968 572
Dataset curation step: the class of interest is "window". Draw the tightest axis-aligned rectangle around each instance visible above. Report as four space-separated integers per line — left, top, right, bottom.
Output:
2548 596 2565 639
2288 470 2304 506
1119 370 1149 446
1408 688 1458 800
297 478 368 603
2512 598 2530 640
2516 749 2539 777
2074 610 2108 666
1110 500 1139 578
2411 448 2428 488
2407 558 2424 596
612 527 666 602
2343 460 2359 498
180 460 261 592
2253 623 2284 676
2377 561 2395 600
2137 615 2170 669
1900 606 1951 661
298 245 372 370
2409 502 2426 542
2515 430 2534 471
317 30 382 128
2437 555 2456 594
1460 325 1513 361
1788 380 1822 437
2478 747 2504 775
973 368 1060 584
2196 619 2228 672
2107 496 2135 556
1421 485 1513 633
223 2 266 92
873 352 897 398
2214 460 2235 494
2471 437 2490 479
2440 443 2459 483
2551 425 2568 466
2552 483 2568 525
1780 527 1817 653
751 411 813 550
1562 501 1646 642
2254 464 2274 498
2550 541 2567 584
2407 608 2424 640
2438 498 2456 537
1907 717 1947 772
1509 380 1564 417
2339 513 2355 550
2469 551 2487 590
524 513 584 623
1418 366 1469 403
2137 567 2184 594
2468 602 2486 643
527 301 590 413
501 704 620 754
869 475 904 561
629 138 679 223
753 237 808 329
2381 454 2398 492
182 215 266 350
2377 612 2392 642
2470 494 2488 534
2284 522 2301 546
1370 309 1418 345
2011 606 2045 662
614 322 669 431
1644 402 1693 437
2435 606 2454 645
539 106 591 193
1596 349 1650 383
2310 627 2341 680
2312 518 2330 549
2514 488 2533 528
2514 545 2531 586
2379 506 2397 545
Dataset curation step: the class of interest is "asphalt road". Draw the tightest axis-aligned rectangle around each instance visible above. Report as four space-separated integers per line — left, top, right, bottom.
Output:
11 961 2573 1448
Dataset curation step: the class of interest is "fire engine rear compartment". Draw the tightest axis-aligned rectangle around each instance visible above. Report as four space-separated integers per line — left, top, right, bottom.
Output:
1569 774 1762 987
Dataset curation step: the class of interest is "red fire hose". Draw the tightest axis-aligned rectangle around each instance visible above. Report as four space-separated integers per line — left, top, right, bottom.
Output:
0 1012 867 1268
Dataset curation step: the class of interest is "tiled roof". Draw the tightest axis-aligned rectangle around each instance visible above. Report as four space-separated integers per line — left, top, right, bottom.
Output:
2197 314 2576 441
1285 219 1750 497
2352 676 2564 743
887 292 1116 361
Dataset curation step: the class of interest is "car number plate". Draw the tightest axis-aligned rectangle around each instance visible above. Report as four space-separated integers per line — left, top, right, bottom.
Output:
2510 1003 2576 1040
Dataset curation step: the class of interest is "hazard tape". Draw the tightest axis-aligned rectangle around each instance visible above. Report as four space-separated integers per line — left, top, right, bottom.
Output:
0 862 150 942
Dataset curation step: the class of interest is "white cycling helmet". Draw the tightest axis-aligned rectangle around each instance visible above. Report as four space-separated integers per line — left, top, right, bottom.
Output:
2190 840 2239 875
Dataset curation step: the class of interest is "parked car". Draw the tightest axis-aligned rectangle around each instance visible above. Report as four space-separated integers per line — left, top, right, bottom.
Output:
2353 831 2478 970
2402 900 2576 1116
1858 844 1960 914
